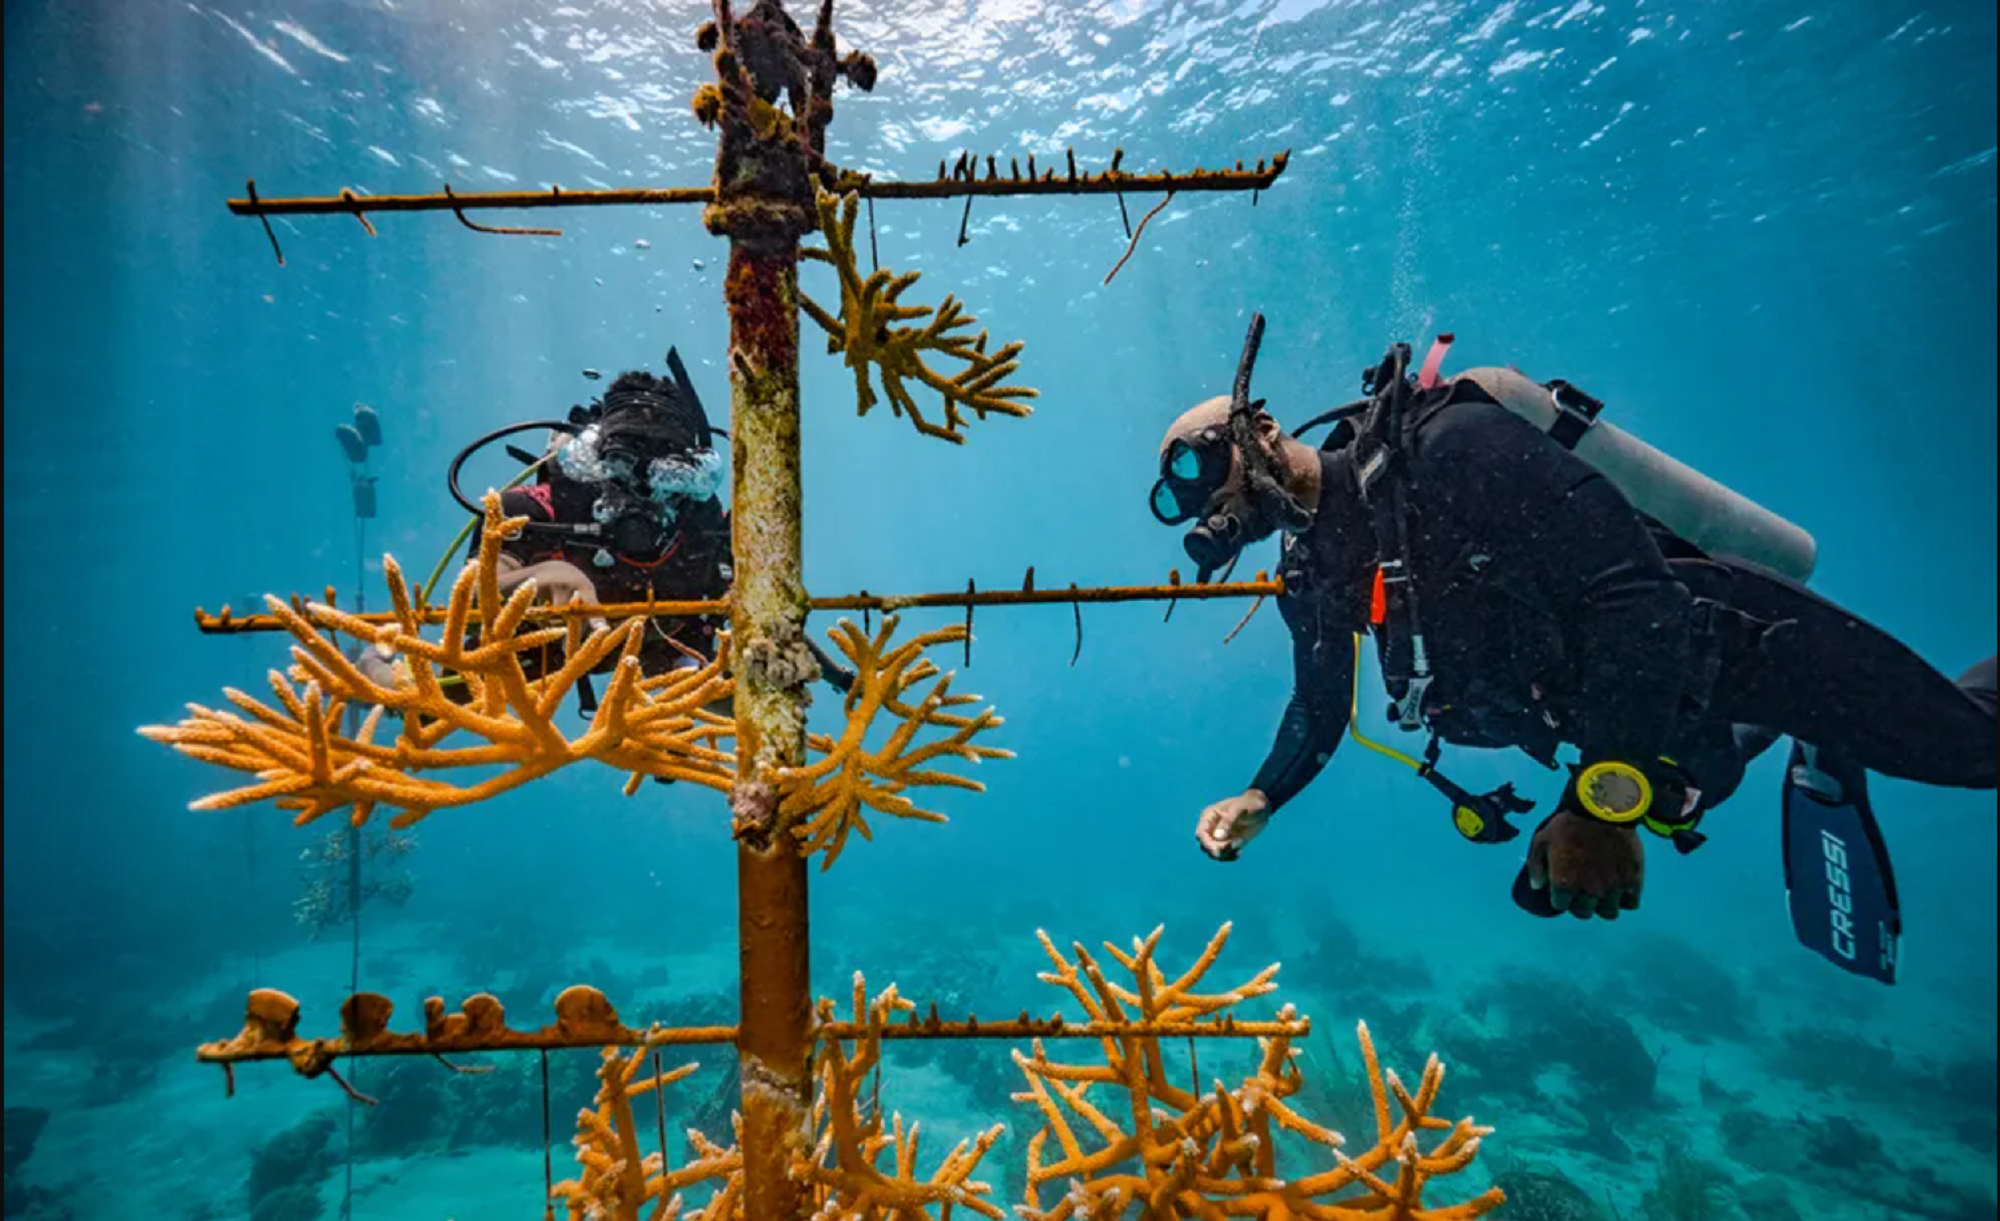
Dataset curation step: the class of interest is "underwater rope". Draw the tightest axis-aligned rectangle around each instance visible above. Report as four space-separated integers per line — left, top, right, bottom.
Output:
243 811 260 981
1103 191 1174 286
1222 593 1266 645
653 1051 671 1173
341 515 367 1221
1070 585 1083 666
540 1050 554 1219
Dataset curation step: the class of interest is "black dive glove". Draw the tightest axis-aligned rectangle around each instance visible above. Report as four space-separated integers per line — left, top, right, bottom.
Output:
1562 756 1708 855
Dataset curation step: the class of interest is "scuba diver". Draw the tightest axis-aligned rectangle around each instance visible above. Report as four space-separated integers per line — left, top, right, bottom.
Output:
360 348 850 712
1155 314 1995 981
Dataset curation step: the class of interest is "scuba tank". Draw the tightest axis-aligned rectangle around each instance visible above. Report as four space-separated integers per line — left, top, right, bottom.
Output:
1459 365 1818 583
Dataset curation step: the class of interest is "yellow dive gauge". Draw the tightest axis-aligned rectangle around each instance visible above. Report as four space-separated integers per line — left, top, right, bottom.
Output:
1575 760 1654 824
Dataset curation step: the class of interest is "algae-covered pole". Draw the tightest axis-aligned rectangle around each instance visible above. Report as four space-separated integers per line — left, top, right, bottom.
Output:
722 230 814 1221
696 1 875 1215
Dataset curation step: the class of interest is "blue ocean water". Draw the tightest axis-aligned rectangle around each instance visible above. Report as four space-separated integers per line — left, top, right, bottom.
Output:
3 1 1994 1218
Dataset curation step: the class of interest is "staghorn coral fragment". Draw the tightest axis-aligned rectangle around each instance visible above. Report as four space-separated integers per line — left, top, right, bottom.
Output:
1011 924 1504 1221
141 492 739 830
777 613 1013 869
551 1030 725 1221
148 495 1002 872
802 974 1007 1220
801 187 1037 443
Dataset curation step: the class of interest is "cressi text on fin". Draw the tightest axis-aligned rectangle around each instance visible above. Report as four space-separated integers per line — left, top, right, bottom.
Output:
1782 741 1901 985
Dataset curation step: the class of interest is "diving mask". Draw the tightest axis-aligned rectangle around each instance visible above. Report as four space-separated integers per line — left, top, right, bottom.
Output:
1148 426 1234 525
1149 423 1290 577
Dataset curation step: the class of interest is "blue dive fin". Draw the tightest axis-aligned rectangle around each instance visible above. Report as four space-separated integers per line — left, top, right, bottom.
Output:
1782 741 1900 985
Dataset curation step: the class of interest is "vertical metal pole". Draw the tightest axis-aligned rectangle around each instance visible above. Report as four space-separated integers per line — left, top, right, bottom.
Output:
722 235 814 1221
701 3 871 1212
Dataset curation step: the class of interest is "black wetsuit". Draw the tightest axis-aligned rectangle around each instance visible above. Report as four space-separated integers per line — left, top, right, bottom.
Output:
1251 382 1998 816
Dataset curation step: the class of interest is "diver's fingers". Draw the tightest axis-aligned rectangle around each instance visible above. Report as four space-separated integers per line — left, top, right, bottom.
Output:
1620 887 1642 912
1599 900 1621 922
1195 827 1238 862
556 588 609 636
1548 885 1574 912
1527 840 1550 891
1195 810 1226 858
1566 891 1599 919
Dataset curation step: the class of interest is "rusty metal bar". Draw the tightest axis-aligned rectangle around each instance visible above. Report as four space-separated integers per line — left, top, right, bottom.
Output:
223 156 1286 225
197 1015 1310 1066
191 574 1283 634
703 6 825 1204
836 1015 1311 1041
227 184 714 218
806 576 1278 611
726 234 817 1221
198 1024 742 1064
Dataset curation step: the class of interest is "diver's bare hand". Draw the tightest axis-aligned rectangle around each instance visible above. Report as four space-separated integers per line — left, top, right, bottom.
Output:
498 558 610 634
1526 809 1644 919
1196 790 1271 862
351 643 410 719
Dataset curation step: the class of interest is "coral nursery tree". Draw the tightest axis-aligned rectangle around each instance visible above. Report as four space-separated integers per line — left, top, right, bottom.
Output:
144 2 1506 1218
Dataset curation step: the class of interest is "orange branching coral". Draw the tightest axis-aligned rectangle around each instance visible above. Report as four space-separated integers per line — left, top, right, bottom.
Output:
779 614 1013 868
1011 924 1503 1221
139 492 737 830
143 499 1007 866
800 974 1007 1220
800 187 1037 443
552 1035 741 1221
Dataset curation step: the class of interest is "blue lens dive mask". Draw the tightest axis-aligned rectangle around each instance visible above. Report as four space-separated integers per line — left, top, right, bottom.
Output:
1148 427 1233 525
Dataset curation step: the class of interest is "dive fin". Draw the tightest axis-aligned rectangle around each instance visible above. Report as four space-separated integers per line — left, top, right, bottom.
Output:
1782 741 1900 985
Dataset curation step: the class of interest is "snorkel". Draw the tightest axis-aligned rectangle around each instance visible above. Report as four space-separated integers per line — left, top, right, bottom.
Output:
1186 312 1315 583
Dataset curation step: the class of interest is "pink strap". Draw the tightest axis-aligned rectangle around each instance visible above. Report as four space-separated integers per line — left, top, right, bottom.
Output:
1415 332 1456 390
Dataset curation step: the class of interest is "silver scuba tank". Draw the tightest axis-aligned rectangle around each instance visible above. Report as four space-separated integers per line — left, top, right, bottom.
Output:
1456 365 1818 582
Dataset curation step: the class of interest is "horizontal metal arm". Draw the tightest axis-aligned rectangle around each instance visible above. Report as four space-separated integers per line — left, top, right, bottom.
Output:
196 573 1284 634
197 985 1311 1069
224 152 1287 221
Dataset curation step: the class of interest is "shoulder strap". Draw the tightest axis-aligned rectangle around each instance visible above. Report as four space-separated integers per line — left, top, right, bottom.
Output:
1348 345 1437 728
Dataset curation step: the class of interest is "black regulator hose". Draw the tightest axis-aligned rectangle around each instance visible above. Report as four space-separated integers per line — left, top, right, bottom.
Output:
447 420 578 516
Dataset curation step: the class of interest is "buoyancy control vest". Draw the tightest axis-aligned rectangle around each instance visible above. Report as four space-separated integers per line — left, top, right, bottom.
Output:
1337 334 1815 746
